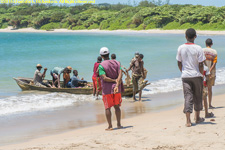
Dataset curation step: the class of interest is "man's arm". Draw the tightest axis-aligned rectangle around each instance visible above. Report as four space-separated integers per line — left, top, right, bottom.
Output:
210 62 216 73
126 61 134 72
99 64 116 82
141 61 144 78
114 70 123 94
100 74 116 83
199 62 204 75
41 68 47 78
177 61 182 72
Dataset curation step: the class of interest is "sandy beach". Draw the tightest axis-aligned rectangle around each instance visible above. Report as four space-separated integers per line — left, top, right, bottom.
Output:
1 26 225 150
1 27 225 35
1 93 225 150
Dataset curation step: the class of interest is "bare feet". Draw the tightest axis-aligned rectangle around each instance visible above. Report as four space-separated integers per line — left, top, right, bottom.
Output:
133 97 137 101
195 117 205 124
105 127 113 131
117 123 123 129
117 126 123 129
185 123 192 127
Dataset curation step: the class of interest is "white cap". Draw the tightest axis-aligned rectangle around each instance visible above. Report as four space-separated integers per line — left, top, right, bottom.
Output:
100 47 110 55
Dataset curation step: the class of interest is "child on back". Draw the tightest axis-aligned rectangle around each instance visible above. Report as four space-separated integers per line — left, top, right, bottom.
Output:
203 64 214 118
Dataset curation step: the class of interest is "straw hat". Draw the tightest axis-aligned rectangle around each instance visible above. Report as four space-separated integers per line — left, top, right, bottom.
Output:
67 66 72 70
36 64 42 68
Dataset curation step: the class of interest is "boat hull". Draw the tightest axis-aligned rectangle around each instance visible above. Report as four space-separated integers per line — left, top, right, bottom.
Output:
13 77 141 97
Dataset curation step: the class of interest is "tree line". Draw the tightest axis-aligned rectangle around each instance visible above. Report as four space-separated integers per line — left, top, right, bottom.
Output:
0 0 225 30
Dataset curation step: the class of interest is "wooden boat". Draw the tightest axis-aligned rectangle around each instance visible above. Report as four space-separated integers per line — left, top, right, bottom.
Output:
13 77 149 97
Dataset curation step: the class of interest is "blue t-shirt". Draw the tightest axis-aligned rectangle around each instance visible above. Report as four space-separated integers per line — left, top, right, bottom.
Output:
71 75 87 88
51 67 64 75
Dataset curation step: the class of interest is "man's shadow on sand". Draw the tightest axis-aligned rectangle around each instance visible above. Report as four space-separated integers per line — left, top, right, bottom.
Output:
129 99 152 103
141 99 151 102
209 106 225 109
191 121 216 126
113 126 133 130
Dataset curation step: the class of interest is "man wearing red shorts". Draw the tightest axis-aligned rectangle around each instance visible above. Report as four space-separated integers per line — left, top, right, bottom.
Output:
92 56 102 100
98 47 124 130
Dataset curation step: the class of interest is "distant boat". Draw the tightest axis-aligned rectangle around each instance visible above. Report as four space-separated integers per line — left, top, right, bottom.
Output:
13 77 149 97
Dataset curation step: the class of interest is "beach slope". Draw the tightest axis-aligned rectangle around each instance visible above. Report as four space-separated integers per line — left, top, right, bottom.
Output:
1 94 225 150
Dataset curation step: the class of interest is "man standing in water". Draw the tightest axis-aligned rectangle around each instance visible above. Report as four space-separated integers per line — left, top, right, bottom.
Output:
92 56 102 100
126 53 145 101
203 38 217 108
176 28 205 127
98 47 123 130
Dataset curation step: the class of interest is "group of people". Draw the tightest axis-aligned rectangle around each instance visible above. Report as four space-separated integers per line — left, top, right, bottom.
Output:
176 28 217 127
33 65 87 89
33 28 217 129
91 47 147 130
92 50 147 101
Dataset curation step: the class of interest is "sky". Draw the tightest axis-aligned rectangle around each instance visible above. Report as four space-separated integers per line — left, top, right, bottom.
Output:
95 0 225 7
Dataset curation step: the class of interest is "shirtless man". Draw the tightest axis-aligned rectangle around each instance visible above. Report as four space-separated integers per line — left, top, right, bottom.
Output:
126 53 145 101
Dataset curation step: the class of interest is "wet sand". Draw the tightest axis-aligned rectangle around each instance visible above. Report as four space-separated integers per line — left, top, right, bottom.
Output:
1 91 225 150
0 84 225 149
0 90 184 146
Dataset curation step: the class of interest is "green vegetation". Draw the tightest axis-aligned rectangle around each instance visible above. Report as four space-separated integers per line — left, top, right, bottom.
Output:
0 1 225 30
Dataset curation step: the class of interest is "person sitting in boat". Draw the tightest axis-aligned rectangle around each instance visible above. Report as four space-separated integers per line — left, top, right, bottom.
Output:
33 64 52 88
71 70 87 88
50 66 72 88
63 67 72 88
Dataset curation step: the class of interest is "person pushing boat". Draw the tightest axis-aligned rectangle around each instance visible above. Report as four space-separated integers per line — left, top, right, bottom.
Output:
126 53 145 101
50 66 72 88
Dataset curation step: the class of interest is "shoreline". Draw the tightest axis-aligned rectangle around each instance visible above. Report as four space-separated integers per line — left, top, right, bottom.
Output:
1 27 225 35
0 90 185 147
1 92 225 150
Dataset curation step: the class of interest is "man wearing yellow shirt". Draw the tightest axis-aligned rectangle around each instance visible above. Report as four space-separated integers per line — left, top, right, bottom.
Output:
203 38 217 109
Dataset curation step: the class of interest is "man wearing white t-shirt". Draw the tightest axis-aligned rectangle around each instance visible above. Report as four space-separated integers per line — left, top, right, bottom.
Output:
203 38 217 108
176 28 206 127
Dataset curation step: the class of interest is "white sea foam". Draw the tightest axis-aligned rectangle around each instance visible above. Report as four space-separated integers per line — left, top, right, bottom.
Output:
0 93 96 116
215 67 225 85
0 68 224 116
142 78 182 95
143 67 225 95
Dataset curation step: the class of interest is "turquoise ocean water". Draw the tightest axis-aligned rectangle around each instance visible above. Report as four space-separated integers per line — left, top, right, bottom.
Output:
0 32 225 145
0 31 225 116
